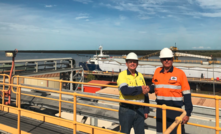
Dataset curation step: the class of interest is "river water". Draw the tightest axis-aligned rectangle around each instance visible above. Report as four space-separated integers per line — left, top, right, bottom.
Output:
0 51 220 66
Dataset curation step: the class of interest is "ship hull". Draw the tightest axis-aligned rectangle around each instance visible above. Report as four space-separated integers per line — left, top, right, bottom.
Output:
79 62 102 71
98 58 221 79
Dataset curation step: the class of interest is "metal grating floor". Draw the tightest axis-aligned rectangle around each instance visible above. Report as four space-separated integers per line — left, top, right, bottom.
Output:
0 111 86 134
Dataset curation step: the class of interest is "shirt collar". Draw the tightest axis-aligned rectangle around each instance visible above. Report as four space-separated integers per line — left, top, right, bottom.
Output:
127 69 138 76
160 66 174 73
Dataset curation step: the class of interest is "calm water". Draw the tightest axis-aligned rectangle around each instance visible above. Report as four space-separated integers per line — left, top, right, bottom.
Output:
0 52 94 67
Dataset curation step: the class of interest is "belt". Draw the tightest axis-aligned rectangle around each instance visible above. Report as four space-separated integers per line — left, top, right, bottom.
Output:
120 103 143 110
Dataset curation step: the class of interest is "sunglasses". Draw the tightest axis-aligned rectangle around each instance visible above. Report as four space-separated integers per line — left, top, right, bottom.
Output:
127 60 138 63
161 58 173 61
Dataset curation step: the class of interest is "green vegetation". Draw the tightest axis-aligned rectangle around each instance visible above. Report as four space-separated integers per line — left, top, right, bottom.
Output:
87 74 96 81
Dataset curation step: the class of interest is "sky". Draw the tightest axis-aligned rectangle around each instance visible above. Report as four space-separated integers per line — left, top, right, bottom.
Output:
0 0 221 50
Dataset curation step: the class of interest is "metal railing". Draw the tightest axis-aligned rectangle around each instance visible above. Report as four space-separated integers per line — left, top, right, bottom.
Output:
189 93 221 134
0 57 74 74
2 75 221 134
0 74 188 134
209 61 221 64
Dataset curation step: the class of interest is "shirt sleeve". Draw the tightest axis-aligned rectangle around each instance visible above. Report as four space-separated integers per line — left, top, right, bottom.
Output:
149 70 157 94
181 71 193 116
117 72 142 96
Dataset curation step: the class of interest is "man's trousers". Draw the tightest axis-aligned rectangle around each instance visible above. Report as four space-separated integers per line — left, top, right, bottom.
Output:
119 105 145 134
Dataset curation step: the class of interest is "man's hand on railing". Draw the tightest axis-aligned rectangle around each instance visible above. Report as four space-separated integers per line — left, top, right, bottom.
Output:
144 113 148 119
182 116 189 125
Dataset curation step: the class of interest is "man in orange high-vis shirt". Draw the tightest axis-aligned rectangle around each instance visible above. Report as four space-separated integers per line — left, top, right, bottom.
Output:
149 48 193 134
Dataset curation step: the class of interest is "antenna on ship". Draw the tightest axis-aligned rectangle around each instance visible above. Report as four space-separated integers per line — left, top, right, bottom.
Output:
99 45 103 55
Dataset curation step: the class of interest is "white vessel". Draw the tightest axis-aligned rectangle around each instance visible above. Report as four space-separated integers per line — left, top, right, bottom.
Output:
98 46 221 79
79 46 110 71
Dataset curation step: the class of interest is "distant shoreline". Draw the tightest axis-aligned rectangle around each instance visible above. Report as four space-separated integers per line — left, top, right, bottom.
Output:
1 50 221 57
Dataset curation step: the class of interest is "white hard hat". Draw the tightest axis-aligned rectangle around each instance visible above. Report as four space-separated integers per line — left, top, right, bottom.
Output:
159 48 173 58
126 52 138 60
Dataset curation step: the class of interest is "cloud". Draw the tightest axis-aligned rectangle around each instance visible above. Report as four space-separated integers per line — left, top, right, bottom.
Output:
138 15 150 20
187 0 193 4
99 3 124 11
0 1 221 50
119 15 126 20
200 12 221 17
192 46 211 49
167 15 173 17
139 31 146 34
184 11 221 18
99 2 151 20
45 5 56 8
75 14 89 20
114 22 121 26
195 0 221 9
73 0 92 4
75 16 89 20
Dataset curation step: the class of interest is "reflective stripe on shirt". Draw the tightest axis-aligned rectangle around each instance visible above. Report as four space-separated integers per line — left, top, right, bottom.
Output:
120 98 144 103
182 90 191 95
157 96 183 101
119 83 128 89
155 84 181 90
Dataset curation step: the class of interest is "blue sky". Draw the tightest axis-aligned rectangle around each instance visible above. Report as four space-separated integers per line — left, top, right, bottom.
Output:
0 0 221 50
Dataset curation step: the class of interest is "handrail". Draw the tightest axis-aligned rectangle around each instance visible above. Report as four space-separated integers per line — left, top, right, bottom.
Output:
0 74 187 134
0 74 10 106
0 57 73 64
2 74 221 134
12 75 118 88
8 74 221 133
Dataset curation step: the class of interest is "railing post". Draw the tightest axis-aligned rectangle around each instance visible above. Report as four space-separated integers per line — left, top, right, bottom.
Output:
54 61 57 70
81 69 84 92
2 75 5 110
16 77 19 107
59 81 62 118
17 86 21 134
70 71 73 91
73 92 77 134
35 62 38 72
176 118 182 134
215 96 219 134
162 104 167 133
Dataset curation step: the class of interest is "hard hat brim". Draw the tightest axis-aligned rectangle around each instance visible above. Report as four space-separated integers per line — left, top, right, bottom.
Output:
159 56 173 58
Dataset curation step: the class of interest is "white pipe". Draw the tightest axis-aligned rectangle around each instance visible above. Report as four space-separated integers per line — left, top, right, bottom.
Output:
175 52 212 59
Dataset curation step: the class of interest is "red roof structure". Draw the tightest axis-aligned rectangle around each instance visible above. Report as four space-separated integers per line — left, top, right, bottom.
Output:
84 80 117 93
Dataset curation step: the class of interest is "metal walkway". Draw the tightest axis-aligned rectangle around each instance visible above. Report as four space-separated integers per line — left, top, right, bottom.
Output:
0 111 85 134
1 74 221 134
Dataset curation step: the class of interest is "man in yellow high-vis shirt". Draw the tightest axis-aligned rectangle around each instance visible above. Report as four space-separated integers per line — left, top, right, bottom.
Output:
117 52 150 134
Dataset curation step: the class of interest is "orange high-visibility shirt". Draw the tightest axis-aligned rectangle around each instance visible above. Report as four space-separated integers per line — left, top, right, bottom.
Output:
152 66 193 116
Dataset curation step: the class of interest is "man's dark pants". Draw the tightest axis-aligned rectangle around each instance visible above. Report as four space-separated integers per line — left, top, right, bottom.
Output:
156 108 185 134
119 105 145 134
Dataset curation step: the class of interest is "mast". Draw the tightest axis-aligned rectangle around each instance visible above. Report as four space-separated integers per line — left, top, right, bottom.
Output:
99 46 103 55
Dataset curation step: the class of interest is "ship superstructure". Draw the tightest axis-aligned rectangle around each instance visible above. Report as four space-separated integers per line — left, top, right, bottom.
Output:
79 46 110 71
